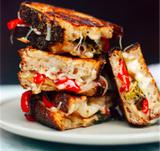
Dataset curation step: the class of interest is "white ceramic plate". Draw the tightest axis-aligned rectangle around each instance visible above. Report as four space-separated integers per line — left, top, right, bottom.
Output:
0 64 160 145
0 97 159 145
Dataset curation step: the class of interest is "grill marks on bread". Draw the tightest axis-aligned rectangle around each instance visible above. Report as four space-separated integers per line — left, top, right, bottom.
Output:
16 2 123 51
21 1 114 27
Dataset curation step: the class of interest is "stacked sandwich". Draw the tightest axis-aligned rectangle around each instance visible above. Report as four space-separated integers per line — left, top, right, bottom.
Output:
7 2 124 130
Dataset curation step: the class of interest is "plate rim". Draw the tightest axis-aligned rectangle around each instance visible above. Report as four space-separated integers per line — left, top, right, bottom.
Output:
0 97 160 145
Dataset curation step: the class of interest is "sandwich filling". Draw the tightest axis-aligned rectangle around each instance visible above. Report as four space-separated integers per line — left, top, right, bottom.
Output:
18 47 107 95
21 91 117 130
117 56 149 116
18 70 108 96
115 45 160 124
11 20 109 58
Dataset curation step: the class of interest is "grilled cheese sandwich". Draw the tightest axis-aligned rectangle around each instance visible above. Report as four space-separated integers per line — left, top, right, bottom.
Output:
108 43 160 125
11 1 123 58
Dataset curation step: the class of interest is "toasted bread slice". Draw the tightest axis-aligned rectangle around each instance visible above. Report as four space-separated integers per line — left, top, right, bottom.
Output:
18 46 107 96
108 43 160 125
27 91 118 130
12 1 123 58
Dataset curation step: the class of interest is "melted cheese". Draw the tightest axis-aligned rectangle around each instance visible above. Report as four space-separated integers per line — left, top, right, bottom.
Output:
46 23 51 41
41 95 107 118
76 101 100 118
122 52 152 95
119 36 122 50
83 51 93 58
67 97 107 118
148 117 160 124
17 24 42 41
17 11 21 20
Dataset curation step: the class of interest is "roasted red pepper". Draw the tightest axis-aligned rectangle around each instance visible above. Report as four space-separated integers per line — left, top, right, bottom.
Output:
105 109 110 114
25 114 36 122
103 38 110 52
42 95 54 108
54 76 81 92
33 73 46 84
33 72 81 92
118 59 130 92
63 79 81 92
142 99 149 114
21 90 32 113
7 18 26 30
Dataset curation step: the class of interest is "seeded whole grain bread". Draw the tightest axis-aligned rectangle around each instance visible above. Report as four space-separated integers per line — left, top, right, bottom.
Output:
28 91 118 130
12 1 123 58
18 46 108 96
108 43 160 125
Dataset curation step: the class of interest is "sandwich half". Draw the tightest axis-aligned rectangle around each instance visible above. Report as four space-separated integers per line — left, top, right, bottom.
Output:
18 46 108 96
9 1 123 58
22 90 118 130
108 43 160 125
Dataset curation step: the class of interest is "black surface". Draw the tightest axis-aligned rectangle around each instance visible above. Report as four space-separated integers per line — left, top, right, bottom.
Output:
1 0 159 84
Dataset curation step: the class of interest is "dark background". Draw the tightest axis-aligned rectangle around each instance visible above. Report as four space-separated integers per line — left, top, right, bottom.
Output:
1 0 159 84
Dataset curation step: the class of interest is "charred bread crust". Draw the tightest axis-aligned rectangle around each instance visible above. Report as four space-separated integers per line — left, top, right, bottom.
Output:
96 61 105 78
77 84 104 97
51 92 70 113
112 24 124 40
20 2 123 31
28 92 112 130
17 2 123 50
43 91 84 113
29 96 63 130
108 46 121 55
30 99 109 130
19 3 64 50
123 42 139 52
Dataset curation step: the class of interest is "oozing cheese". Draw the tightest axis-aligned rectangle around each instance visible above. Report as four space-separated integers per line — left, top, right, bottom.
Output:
43 95 107 118
46 23 51 41
17 24 42 41
67 97 106 118
149 117 160 124
39 93 108 119
76 101 100 118
122 52 152 98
